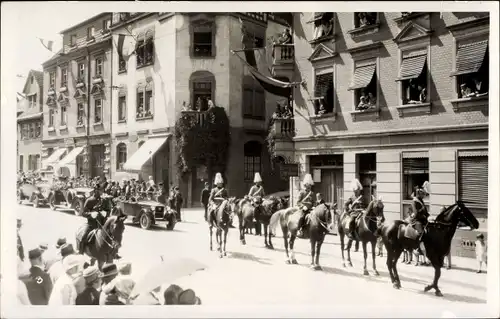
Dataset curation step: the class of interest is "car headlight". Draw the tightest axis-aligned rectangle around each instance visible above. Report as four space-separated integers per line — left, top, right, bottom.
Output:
150 206 155 211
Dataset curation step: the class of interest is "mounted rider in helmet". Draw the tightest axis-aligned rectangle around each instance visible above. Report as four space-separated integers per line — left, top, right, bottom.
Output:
345 178 365 240
208 173 229 225
297 173 315 238
79 186 106 255
247 172 266 221
406 181 431 258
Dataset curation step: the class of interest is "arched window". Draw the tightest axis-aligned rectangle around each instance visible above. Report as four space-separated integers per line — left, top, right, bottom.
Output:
189 71 215 111
244 141 262 181
242 75 265 119
116 143 127 170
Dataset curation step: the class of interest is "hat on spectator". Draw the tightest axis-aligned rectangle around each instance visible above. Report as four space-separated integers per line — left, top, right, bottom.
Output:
39 243 48 251
83 266 100 285
56 237 67 249
60 243 75 258
28 248 42 260
178 288 200 305
164 284 184 305
117 261 132 275
63 254 82 273
477 233 484 239
100 263 118 278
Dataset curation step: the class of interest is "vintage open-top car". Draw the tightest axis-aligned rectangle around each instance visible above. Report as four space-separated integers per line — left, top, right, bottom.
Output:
17 180 52 208
48 186 95 216
114 198 176 230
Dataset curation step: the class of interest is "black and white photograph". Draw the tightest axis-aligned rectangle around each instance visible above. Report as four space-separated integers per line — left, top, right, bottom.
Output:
1 1 499 318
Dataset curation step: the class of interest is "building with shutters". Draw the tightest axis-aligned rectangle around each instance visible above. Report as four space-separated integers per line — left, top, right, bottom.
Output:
17 70 44 172
41 13 113 179
109 12 291 206
271 12 489 258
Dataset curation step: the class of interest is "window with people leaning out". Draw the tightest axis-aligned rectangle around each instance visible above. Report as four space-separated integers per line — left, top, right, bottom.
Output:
401 67 428 105
354 12 378 29
354 79 377 111
456 51 489 99
136 32 154 68
311 12 334 42
402 157 429 201
192 21 214 57
136 86 153 119
313 72 334 116
20 122 42 140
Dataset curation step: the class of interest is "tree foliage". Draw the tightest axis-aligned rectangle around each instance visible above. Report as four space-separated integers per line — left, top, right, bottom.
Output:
174 106 231 178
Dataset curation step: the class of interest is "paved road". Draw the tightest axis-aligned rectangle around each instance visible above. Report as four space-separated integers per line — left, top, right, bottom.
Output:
16 203 486 306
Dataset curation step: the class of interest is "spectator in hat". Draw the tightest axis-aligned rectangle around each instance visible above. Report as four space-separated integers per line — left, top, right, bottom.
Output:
110 276 136 305
201 182 211 221
49 243 75 284
475 233 487 273
117 261 132 277
98 263 119 305
49 254 83 305
174 186 183 221
75 266 102 305
22 248 53 305
163 284 184 305
17 218 24 262
44 238 66 271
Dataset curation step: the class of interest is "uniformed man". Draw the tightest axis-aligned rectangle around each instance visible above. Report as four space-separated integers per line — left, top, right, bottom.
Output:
208 173 229 224
79 187 106 255
23 248 53 305
316 193 325 205
345 179 365 241
297 174 315 238
17 218 24 262
248 172 265 233
408 182 430 258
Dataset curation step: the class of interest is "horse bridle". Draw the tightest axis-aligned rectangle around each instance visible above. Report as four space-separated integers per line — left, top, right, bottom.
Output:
95 218 121 249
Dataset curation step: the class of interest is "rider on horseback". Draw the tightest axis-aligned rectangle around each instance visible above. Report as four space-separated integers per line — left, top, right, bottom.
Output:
79 186 105 255
208 173 229 225
297 173 315 238
247 173 265 220
345 178 365 240
407 182 430 258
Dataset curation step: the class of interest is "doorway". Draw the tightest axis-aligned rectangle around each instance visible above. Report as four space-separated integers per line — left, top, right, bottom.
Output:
91 144 105 178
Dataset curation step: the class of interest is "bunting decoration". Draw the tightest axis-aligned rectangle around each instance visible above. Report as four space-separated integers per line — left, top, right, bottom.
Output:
38 38 54 52
233 18 301 98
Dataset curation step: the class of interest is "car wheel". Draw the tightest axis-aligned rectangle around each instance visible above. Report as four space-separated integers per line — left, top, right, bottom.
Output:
165 214 176 230
33 195 39 208
49 195 56 210
140 212 152 230
74 199 84 216
17 190 22 204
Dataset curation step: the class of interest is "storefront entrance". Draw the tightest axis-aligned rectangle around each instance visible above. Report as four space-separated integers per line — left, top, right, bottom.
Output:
91 144 105 178
310 155 344 208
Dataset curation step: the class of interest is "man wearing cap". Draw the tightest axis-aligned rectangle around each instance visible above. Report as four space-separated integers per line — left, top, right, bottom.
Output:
407 182 430 258
201 182 211 222
76 266 102 305
17 218 24 262
79 187 105 255
49 243 75 284
207 173 229 225
49 254 82 305
248 172 266 233
22 248 53 305
296 174 316 238
98 263 119 305
174 186 184 221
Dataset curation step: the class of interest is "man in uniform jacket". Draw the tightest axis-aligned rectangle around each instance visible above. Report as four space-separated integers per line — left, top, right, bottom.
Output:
297 174 315 238
345 179 365 241
174 186 184 221
79 187 106 255
208 173 229 224
248 172 265 234
17 218 24 262
200 182 211 222
408 182 430 257
23 248 53 305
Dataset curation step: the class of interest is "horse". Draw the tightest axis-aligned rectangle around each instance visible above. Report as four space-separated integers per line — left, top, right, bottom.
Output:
231 196 286 249
208 198 232 258
380 200 479 296
269 202 334 268
75 214 126 270
337 196 385 276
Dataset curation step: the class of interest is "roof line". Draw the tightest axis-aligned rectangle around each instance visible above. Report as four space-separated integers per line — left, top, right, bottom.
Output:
59 12 112 34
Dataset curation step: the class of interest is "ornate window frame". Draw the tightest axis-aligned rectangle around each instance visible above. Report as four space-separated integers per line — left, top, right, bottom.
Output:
308 12 336 45
347 12 381 38
189 13 217 58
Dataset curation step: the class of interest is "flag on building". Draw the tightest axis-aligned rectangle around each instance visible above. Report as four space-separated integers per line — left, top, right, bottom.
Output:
232 18 300 98
115 34 136 62
38 38 54 52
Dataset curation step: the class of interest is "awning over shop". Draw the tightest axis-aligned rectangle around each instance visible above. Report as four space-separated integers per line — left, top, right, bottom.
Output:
348 63 376 91
17 112 43 122
451 40 488 76
43 148 67 168
123 135 170 171
58 147 84 167
396 53 427 81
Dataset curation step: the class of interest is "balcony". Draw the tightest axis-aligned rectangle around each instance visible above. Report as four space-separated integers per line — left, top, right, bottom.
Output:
272 117 295 139
180 110 209 127
270 118 295 161
271 44 295 79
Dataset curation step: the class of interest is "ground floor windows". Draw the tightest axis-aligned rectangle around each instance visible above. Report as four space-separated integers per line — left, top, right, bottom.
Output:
458 151 488 217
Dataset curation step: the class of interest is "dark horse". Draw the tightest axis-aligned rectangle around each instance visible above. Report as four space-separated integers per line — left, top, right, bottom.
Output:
338 196 385 276
208 199 232 258
230 196 286 249
269 203 334 268
380 201 479 296
75 214 126 270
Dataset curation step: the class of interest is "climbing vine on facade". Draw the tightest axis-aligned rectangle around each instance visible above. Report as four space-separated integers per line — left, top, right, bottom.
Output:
174 106 231 179
265 118 277 160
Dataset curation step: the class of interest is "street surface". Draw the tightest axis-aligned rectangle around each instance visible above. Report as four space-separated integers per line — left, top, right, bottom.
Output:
17 203 486 306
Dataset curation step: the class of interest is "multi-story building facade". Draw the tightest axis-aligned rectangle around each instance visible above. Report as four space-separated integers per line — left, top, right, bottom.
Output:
41 13 113 178
17 70 44 172
273 12 489 258
110 12 290 206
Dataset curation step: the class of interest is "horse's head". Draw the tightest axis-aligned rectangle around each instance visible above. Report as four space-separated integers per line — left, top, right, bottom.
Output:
316 202 335 230
263 196 283 213
228 197 240 215
436 201 479 230
368 195 385 227
104 215 126 247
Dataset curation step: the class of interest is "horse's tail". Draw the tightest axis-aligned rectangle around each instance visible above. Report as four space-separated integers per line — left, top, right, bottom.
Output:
269 209 285 236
